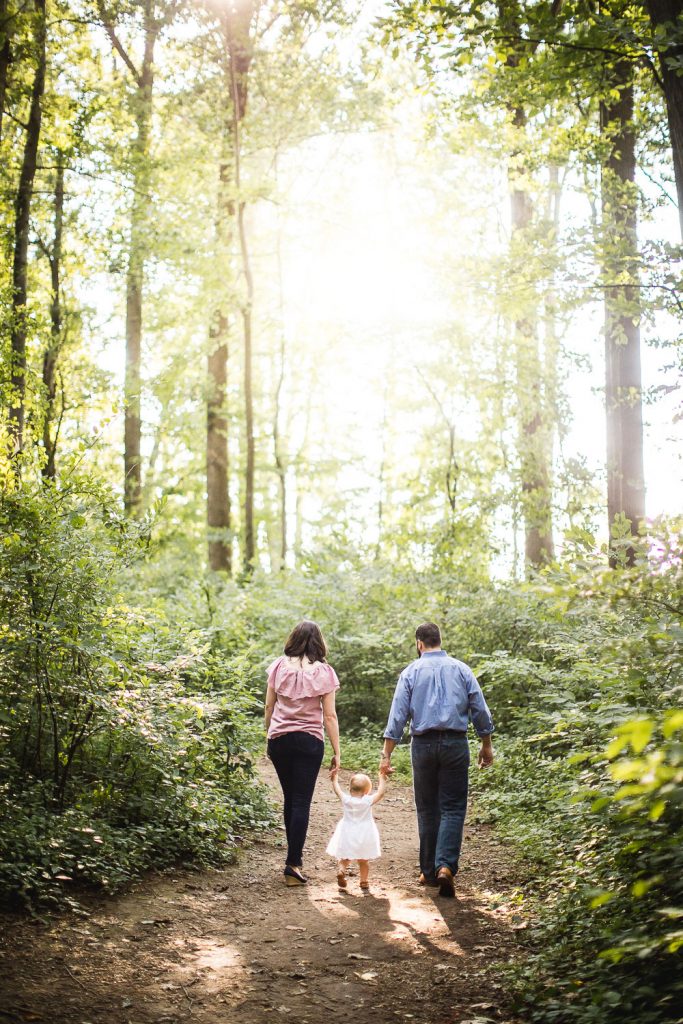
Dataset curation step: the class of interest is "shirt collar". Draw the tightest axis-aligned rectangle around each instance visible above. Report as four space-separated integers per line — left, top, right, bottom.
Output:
421 650 447 658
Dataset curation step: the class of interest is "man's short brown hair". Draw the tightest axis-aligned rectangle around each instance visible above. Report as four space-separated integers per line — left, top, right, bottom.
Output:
415 622 441 648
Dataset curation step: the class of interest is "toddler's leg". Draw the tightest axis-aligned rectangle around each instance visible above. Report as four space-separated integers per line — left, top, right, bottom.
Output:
358 859 369 890
337 859 349 889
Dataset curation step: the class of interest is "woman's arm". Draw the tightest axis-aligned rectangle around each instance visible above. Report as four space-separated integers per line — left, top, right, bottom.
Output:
264 686 277 733
321 690 341 774
371 774 387 805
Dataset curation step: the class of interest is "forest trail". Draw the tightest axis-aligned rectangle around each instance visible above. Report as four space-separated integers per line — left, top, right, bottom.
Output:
0 762 523 1024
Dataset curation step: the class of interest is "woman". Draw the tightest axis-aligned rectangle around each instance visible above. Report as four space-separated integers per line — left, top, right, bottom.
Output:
265 620 341 886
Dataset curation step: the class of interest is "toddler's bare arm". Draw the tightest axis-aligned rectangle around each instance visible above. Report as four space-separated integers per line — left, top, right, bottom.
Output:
370 778 387 802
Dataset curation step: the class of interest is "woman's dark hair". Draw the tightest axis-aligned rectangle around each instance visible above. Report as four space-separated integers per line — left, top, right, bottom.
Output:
284 620 328 663
415 622 441 648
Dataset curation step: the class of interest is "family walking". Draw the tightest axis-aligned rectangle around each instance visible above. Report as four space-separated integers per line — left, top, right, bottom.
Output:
265 619 495 897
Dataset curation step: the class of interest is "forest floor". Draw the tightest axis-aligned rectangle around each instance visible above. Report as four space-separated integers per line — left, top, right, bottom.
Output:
0 762 526 1024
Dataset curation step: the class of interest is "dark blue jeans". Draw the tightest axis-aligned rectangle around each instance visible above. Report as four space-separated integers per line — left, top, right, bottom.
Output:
267 731 324 868
411 731 470 879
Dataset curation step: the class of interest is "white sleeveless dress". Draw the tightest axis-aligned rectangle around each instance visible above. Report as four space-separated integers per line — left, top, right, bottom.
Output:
326 793 381 860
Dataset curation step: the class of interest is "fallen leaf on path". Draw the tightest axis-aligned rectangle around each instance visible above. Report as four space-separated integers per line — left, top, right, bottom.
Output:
355 971 377 981
347 953 371 961
285 926 305 931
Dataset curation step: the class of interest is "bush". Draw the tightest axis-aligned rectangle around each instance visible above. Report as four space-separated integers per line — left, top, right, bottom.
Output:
0 482 271 909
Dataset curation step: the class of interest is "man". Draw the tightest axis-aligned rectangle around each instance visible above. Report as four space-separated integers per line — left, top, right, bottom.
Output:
380 622 494 898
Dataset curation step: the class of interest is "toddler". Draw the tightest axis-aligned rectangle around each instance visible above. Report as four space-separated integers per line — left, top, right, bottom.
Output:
326 770 386 890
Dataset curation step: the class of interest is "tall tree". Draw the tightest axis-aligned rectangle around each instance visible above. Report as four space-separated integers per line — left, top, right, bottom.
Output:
8 0 46 457
600 58 645 557
97 0 165 516
206 118 233 573
225 0 257 573
499 0 555 567
39 158 65 480
204 0 258 572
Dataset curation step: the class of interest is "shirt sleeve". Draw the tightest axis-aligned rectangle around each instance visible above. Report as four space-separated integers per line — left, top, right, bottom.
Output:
383 670 412 741
463 665 494 737
266 657 283 689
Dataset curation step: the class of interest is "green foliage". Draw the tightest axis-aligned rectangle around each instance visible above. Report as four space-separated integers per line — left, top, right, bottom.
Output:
467 535 683 1024
0 482 272 909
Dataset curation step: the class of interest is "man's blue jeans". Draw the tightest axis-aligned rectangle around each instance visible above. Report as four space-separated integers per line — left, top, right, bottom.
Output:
411 731 470 879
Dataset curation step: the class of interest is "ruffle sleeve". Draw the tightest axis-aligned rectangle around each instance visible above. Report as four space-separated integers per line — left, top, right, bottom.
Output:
267 656 340 699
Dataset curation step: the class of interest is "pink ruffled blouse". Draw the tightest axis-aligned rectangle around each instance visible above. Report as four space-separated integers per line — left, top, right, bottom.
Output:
267 655 340 741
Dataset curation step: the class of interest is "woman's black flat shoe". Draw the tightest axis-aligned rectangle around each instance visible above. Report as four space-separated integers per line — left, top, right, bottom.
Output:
284 865 308 886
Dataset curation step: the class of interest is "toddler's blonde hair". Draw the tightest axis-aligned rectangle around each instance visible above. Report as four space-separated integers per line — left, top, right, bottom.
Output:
349 772 372 795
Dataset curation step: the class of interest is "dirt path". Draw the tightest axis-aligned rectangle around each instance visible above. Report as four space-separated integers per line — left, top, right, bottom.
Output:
0 763 524 1024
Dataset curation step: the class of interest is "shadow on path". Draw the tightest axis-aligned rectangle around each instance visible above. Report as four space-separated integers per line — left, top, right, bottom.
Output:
0 762 523 1024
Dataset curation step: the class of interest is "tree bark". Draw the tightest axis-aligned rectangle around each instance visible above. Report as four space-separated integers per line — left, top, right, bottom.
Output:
272 330 287 570
273 211 287 570
41 159 65 480
600 62 645 561
8 0 46 456
224 1 257 572
497 0 554 568
123 4 156 517
207 309 231 572
508 108 555 568
645 0 683 238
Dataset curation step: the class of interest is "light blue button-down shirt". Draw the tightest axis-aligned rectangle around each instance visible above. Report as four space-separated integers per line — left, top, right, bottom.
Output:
383 650 494 740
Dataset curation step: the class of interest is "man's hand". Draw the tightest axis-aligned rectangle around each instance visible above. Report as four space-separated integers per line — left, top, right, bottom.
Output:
329 753 340 778
478 737 494 768
379 753 394 777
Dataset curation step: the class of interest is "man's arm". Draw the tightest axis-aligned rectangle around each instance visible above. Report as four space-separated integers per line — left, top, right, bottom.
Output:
380 672 412 775
463 665 495 768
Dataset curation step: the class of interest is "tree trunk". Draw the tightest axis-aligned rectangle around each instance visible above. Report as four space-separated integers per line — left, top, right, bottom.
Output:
207 310 231 572
224 1 257 572
42 160 65 480
8 0 46 456
508 108 555 568
293 393 311 567
206 99 234 571
645 0 683 238
600 62 645 561
272 202 288 570
123 8 156 517
272 332 287 571
497 0 554 568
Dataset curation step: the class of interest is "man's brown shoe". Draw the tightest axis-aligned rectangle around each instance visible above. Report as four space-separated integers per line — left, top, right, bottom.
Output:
436 866 455 898
418 873 438 887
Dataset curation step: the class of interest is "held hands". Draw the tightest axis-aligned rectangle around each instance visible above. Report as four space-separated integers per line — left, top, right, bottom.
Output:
379 753 394 777
329 753 340 778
